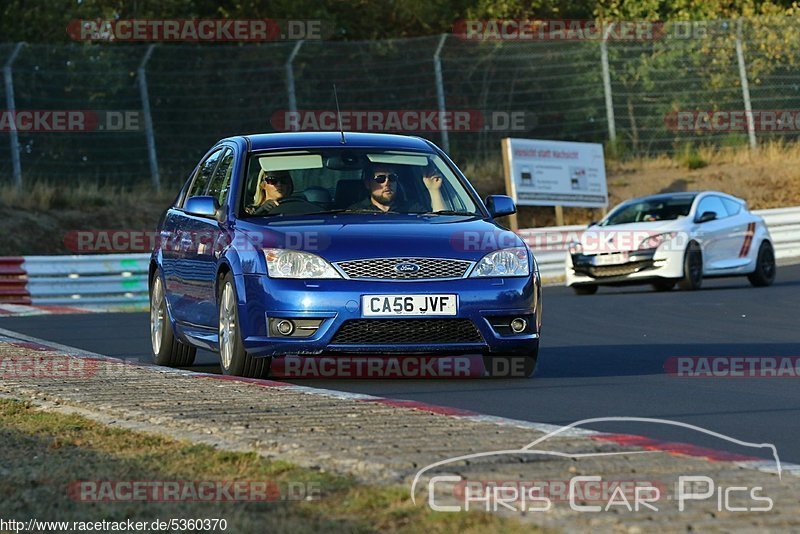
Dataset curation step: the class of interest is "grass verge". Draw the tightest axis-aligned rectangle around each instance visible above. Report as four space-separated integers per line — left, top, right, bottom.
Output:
0 398 536 533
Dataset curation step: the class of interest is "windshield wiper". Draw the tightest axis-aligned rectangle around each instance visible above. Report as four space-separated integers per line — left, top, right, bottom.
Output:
415 210 480 216
315 208 398 215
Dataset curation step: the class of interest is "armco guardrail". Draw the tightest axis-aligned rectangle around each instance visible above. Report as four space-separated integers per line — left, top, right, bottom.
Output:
521 206 800 282
0 206 798 305
0 253 149 305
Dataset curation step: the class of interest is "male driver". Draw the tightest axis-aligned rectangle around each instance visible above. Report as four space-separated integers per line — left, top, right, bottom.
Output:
350 163 445 212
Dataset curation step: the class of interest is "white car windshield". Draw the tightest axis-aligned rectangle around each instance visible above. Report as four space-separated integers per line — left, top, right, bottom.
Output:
601 195 695 226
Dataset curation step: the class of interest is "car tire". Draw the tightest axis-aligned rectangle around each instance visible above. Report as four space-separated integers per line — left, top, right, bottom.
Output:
572 284 598 295
678 242 703 291
652 280 676 292
218 273 271 378
483 345 539 378
150 274 196 367
747 241 776 287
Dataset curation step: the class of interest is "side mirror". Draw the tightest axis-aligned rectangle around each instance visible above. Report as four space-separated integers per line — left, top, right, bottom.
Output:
184 196 220 219
695 211 717 224
588 220 598 228
485 195 516 218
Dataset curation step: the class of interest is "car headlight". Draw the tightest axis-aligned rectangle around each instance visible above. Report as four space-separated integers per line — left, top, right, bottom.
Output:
264 249 341 279
470 247 530 277
568 241 583 255
638 232 677 251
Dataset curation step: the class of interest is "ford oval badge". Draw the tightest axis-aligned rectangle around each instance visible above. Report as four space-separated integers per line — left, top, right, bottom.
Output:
395 262 420 273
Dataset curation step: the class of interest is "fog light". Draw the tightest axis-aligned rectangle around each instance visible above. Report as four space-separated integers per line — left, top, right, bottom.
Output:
276 319 295 336
510 318 527 333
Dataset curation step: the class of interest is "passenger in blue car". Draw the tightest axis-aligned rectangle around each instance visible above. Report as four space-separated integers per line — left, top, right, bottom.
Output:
349 163 446 213
247 170 292 214
247 170 316 216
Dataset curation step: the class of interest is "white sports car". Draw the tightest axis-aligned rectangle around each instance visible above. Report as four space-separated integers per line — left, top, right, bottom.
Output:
565 191 776 294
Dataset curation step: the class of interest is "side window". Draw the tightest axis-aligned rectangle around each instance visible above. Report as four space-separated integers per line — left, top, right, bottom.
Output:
722 198 742 216
184 149 223 206
206 148 235 205
696 195 728 219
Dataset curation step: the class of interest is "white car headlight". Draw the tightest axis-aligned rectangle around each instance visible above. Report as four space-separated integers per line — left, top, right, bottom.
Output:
470 247 530 277
264 249 341 279
638 232 677 251
568 240 583 255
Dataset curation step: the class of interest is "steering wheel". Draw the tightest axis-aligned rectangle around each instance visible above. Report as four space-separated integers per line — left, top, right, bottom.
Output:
267 195 318 215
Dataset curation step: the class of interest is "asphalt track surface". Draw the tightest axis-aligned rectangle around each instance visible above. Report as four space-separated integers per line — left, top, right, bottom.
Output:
3 264 799 464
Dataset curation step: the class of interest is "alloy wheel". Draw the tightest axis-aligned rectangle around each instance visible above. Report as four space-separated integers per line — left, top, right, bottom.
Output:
219 282 236 370
150 276 164 355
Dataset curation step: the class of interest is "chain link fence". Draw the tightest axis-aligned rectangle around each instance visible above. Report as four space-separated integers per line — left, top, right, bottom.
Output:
1 17 799 188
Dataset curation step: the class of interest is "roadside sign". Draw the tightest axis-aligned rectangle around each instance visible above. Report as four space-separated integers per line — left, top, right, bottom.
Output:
501 138 608 219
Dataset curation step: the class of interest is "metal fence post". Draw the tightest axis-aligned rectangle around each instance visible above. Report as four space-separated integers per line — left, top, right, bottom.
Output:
138 44 160 190
3 42 25 189
433 34 450 152
600 25 617 144
285 40 305 115
735 19 757 150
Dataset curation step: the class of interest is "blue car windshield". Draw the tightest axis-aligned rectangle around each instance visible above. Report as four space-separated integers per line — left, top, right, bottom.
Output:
601 195 695 226
241 149 481 217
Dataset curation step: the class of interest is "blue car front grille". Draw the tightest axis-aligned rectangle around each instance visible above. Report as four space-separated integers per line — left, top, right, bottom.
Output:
335 257 472 280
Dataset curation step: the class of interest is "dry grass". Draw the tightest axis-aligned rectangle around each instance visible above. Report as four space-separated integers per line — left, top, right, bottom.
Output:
0 181 175 211
464 141 800 228
0 182 176 256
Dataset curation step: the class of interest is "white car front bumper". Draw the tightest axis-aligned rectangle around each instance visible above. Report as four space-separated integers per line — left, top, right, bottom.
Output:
565 246 686 286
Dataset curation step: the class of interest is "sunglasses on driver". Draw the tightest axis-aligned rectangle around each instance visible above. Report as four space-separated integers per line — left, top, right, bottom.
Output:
370 173 398 184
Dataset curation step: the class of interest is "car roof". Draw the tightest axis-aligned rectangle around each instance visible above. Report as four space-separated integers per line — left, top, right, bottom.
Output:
628 192 699 203
629 191 744 203
240 132 436 152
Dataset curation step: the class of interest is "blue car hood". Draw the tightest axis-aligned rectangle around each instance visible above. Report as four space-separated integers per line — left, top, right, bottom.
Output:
237 215 525 262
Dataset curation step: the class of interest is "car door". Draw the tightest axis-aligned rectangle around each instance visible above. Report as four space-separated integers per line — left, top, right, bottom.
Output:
720 197 756 268
185 146 236 327
169 147 224 325
693 195 732 271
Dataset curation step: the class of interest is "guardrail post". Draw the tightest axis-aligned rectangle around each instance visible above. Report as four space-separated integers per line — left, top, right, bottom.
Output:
433 34 450 152
600 25 617 144
285 40 305 116
3 42 25 189
138 44 160 190
735 19 757 150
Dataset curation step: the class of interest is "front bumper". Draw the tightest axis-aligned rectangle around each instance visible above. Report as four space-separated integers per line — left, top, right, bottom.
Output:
238 275 541 357
565 246 685 286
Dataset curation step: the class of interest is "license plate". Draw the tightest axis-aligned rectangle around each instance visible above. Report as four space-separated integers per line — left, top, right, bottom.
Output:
362 294 457 317
593 253 629 266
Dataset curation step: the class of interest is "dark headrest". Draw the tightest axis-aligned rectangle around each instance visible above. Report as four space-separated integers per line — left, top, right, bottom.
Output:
303 186 332 204
334 179 366 209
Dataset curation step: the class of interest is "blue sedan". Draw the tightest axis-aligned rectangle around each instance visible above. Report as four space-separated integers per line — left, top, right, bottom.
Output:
149 132 542 378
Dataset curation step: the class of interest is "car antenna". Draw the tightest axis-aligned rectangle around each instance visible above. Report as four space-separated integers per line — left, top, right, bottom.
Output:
333 84 346 144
